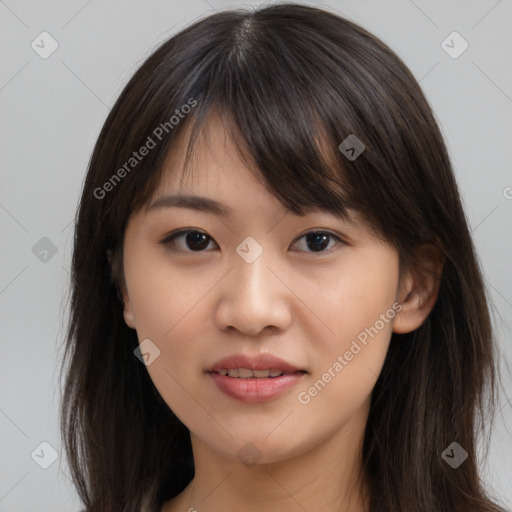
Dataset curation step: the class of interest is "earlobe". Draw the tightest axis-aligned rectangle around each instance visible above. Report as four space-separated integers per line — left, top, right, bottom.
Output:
393 244 444 334
119 285 136 329
108 248 136 329
123 301 136 329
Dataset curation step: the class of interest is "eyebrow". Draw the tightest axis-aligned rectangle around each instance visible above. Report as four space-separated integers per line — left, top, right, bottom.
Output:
147 195 233 217
147 194 352 221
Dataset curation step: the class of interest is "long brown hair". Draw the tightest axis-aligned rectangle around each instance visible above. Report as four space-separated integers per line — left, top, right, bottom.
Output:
59 3 507 511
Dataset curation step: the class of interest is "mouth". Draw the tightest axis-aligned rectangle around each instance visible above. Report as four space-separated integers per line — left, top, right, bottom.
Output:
207 353 307 376
206 353 308 402
211 368 307 379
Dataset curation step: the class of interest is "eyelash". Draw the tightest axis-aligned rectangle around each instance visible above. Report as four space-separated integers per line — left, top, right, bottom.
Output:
160 229 347 255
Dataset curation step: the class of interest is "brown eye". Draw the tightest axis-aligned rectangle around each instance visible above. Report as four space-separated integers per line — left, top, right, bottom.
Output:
291 231 344 253
162 230 217 252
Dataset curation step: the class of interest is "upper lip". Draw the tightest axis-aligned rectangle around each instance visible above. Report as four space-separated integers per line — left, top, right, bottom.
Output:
207 353 307 374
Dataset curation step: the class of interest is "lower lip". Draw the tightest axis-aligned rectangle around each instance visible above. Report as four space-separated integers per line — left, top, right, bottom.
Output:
208 372 305 403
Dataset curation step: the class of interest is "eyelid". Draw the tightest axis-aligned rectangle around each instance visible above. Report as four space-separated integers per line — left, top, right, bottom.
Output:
160 228 217 252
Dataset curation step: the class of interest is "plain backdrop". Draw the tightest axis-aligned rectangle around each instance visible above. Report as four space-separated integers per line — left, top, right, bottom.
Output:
0 0 511 510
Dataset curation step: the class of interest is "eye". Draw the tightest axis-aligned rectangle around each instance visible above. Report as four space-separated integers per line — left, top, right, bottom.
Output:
162 230 217 252
162 229 345 254
290 231 345 254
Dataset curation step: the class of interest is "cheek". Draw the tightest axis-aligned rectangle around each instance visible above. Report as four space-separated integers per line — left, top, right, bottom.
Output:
297 249 399 412
123 245 218 404
124 244 215 341
312 246 400 354
123 252 213 431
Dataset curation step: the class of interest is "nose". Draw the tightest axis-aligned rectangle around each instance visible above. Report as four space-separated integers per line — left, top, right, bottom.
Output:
214 249 293 337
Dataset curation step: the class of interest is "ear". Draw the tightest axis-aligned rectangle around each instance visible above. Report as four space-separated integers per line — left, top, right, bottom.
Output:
119 282 136 329
393 243 445 334
107 248 136 329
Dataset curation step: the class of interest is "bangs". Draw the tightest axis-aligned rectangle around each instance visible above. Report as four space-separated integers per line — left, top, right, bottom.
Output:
168 103 355 220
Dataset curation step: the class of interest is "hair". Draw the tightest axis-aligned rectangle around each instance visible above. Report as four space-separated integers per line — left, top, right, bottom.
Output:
59 3 507 511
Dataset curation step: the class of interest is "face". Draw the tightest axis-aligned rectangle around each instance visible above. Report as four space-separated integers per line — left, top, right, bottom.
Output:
120 115 416 466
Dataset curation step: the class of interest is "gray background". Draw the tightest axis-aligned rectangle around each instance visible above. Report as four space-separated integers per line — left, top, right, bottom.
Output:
1 0 511 510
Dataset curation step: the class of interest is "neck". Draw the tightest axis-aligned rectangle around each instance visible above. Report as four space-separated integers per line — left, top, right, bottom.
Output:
166 398 371 512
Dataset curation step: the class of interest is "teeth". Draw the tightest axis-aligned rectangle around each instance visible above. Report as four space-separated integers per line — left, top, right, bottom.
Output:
218 368 285 378
252 369 270 378
238 368 253 378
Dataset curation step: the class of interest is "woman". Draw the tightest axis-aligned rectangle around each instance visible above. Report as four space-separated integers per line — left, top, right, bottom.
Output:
60 3 507 511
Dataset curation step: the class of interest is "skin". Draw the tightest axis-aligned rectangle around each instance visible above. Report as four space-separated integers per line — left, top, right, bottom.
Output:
119 114 443 512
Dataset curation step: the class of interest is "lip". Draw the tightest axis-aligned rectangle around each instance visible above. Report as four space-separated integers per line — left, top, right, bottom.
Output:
207 353 305 374
206 353 307 403
209 372 305 402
